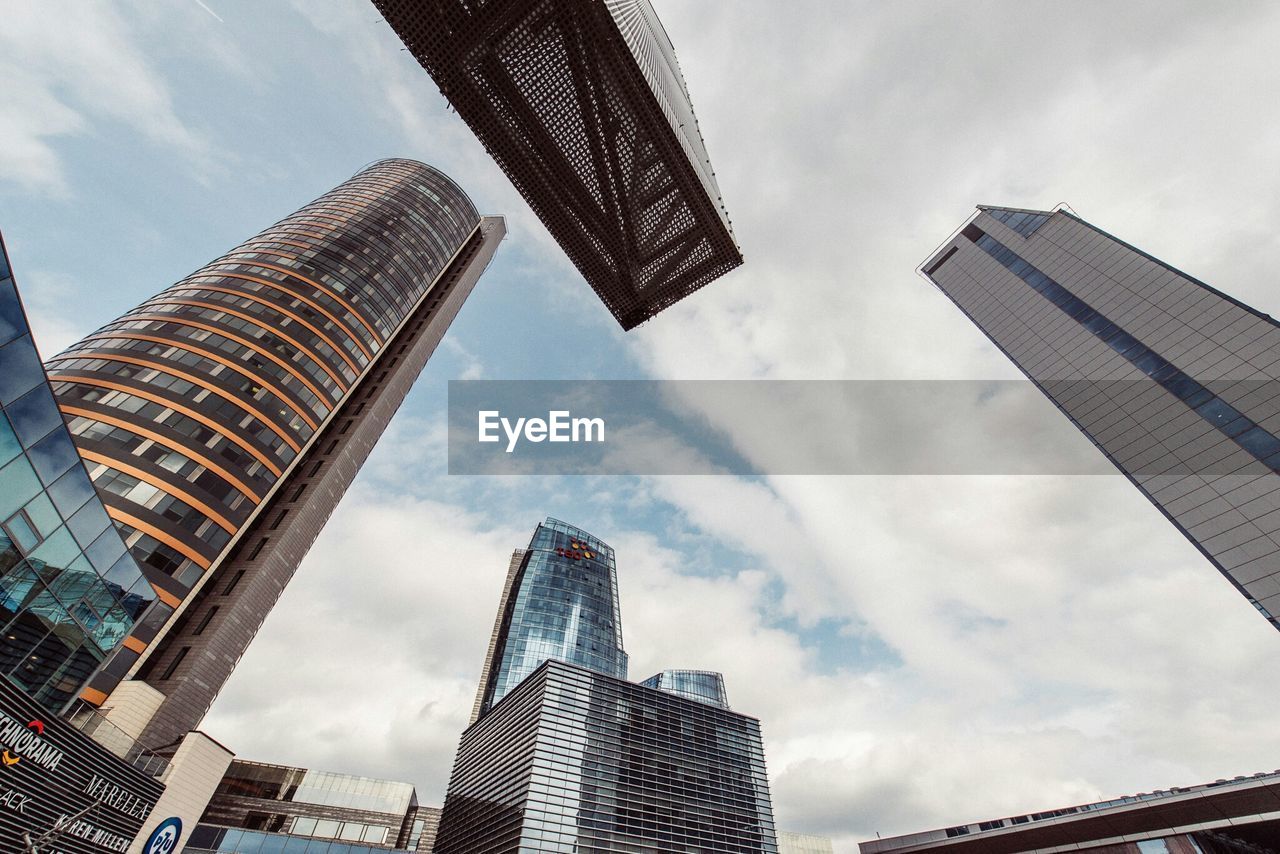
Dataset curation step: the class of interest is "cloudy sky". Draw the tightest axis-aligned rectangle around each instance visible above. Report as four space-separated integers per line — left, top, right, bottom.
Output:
5 1 1280 850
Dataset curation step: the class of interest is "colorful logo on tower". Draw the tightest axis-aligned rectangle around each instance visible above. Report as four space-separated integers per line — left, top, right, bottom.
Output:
144 817 182 854
556 540 596 561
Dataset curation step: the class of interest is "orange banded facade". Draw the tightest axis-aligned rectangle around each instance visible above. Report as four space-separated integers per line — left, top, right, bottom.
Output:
44 160 504 736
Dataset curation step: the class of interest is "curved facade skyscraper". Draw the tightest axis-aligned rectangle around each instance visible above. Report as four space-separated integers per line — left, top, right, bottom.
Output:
43 159 504 745
473 518 627 720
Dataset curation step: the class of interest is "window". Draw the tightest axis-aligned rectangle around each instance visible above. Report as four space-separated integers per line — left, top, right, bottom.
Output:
313 820 340 839
923 246 958 276
158 646 189 680
249 538 269 559
193 606 218 636
2 509 41 553
291 817 318 836
222 569 246 595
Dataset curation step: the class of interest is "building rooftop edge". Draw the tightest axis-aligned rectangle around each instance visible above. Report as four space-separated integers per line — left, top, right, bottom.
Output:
860 768 1280 852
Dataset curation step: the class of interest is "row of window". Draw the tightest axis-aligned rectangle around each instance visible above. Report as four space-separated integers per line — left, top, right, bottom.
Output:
187 825 396 854
163 286 363 380
53 380 288 476
88 461 233 550
180 277 372 365
67 414 258 510
228 240 397 337
250 223 415 334
140 301 348 398
116 522 201 586
204 259 381 356
288 817 390 844
51 355 303 456
970 229 1280 473
98 319 332 416
59 333 323 432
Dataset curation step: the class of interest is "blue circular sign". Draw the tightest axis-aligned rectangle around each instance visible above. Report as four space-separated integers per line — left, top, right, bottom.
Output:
144 817 183 854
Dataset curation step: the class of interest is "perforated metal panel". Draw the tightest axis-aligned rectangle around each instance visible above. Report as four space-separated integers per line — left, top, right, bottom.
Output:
373 0 742 329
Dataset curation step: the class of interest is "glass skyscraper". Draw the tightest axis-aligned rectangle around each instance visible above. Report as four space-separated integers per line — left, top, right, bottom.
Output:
0 232 156 711
372 0 742 329
42 159 504 746
473 518 627 720
436 659 778 854
442 519 778 852
923 206 1280 631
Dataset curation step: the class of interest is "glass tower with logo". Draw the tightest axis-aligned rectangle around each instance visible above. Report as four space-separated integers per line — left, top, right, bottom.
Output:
473 518 627 720
923 206 1280 630
441 520 778 852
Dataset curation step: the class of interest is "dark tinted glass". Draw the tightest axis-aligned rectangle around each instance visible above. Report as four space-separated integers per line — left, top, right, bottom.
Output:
47 466 97 516
0 335 44 402
27 429 80 485
67 499 112 549
7 386 63 446
0 278 28 348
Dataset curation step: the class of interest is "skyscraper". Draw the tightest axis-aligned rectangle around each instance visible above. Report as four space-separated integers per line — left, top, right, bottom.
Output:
438 659 779 853
471 518 627 721
922 206 1280 630
0 233 156 711
372 0 742 329
439 519 778 853
0 234 173 851
45 159 504 745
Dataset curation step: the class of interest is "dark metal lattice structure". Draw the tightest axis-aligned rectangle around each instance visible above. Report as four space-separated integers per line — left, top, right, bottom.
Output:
373 0 743 330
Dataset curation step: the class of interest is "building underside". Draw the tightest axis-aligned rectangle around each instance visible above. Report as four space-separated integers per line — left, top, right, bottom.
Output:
373 0 743 329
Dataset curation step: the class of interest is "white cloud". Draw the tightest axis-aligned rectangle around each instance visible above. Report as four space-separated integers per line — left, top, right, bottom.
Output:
0 2 214 194
202 485 527 797
38 1 1280 851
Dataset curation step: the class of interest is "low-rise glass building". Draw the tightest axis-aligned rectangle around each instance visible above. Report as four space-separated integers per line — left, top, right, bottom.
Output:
192 759 439 852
